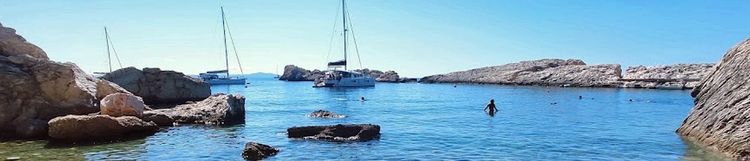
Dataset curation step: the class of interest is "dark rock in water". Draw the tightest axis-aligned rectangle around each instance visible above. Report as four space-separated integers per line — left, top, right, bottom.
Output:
676 38 750 160
242 142 279 161
102 67 211 105
142 111 175 126
287 124 380 142
308 110 346 119
278 65 323 81
419 59 622 87
47 115 158 141
0 22 129 138
150 93 245 125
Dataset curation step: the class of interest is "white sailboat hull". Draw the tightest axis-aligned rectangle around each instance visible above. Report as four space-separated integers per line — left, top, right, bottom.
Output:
207 78 246 85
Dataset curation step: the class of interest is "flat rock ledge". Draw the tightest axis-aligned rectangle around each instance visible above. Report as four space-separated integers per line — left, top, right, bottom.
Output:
308 110 346 119
676 38 750 160
419 58 713 89
287 124 380 142
47 115 158 142
242 142 279 161
149 93 246 125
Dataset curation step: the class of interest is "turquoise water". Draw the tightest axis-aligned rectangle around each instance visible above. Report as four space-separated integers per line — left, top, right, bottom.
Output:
0 76 729 160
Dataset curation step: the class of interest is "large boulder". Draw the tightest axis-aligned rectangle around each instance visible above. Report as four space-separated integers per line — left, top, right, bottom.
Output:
420 59 622 87
0 23 129 138
100 93 146 117
278 65 324 81
47 115 158 141
102 67 211 105
150 93 245 125
242 142 279 161
621 64 714 89
287 124 380 142
676 38 750 160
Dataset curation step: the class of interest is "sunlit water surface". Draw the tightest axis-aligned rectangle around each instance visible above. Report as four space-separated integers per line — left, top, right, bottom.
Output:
0 76 730 160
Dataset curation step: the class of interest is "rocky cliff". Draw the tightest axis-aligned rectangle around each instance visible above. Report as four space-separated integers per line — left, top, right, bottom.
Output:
102 67 211 105
676 38 750 160
420 59 623 87
0 23 129 138
278 65 414 83
622 64 714 89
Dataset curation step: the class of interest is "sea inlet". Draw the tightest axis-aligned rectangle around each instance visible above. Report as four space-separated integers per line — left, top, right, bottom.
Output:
0 76 728 160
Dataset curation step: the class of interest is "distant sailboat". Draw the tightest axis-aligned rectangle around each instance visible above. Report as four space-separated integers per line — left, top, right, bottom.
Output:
274 65 281 78
199 7 247 85
314 0 375 87
94 26 123 76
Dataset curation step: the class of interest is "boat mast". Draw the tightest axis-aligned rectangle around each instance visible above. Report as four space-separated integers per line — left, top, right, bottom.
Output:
342 0 347 71
221 7 230 78
105 26 112 72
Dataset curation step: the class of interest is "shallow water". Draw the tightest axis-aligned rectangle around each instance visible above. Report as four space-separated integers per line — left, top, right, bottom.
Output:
0 76 731 160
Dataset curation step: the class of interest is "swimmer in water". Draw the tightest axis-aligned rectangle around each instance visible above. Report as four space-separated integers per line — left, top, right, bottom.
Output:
360 96 366 101
484 99 498 115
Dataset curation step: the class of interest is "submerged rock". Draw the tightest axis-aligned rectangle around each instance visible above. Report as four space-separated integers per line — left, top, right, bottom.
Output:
287 124 380 142
621 64 714 89
242 142 279 161
676 38 750 160
47 115 158 141
150 93 245 125
100 93 146 117
308 110 346 119
0 23 129 138
420 59 622 87
102 67 211 105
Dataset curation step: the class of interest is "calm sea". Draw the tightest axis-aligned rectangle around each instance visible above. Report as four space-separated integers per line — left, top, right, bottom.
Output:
0 76 729 160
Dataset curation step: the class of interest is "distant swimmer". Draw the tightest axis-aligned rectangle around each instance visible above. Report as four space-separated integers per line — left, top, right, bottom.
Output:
578 96 582 99
360 96 366 101
485 99 498 116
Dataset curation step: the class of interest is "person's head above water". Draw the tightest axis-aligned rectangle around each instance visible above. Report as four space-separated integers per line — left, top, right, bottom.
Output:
490 99 494 103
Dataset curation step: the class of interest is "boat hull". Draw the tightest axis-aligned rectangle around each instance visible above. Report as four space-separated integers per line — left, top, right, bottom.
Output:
207 78 246 85
314 76 375 87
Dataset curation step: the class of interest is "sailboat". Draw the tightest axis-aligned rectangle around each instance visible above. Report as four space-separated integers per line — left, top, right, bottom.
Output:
94 26 123 76
199 7 247 85
314 0 375 87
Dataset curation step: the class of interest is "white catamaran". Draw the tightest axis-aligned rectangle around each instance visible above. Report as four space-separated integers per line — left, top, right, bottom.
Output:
314 0 375 87
199 7 247 85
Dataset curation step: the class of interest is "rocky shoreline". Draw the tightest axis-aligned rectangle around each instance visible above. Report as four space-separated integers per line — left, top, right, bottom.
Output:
419 59 713 89
278 65 417 83
0 22 246 142
676 38 750 160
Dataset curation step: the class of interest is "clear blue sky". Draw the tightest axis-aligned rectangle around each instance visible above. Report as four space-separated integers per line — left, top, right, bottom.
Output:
1 0 748 77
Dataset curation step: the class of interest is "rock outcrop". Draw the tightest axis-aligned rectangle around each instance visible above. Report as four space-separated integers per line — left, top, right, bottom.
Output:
287 124 380 142
621 64 714 89
0 23 129 138
100 93 146 117
102 67 211 105
47 115 158 141
242 142 279 161
150 93 245 125
420 59 622 87
677 38 750 160
278 65 324 81
141 111 175 126
278 65 413 82
308 110 346 119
